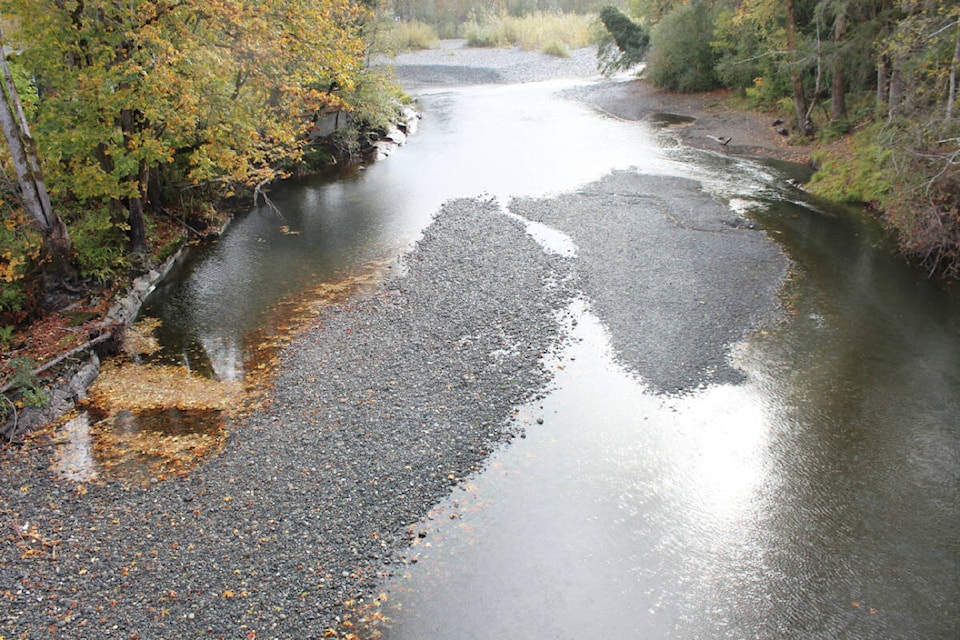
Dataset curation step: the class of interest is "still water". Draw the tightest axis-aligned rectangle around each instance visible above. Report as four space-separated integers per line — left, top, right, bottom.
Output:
142 76 959 638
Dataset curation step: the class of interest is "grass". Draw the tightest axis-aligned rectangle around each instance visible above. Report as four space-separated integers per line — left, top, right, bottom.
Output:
376 20 440 55
463 12 598 55
377 12 598 57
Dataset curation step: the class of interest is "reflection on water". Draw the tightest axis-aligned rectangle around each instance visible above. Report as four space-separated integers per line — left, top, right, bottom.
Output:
53 413 98 482
374 301 775 638
377 268 959 638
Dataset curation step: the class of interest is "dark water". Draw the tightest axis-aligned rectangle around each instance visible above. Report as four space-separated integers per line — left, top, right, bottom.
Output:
141 77 959 638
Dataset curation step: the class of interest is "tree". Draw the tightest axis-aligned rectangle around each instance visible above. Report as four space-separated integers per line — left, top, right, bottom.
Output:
786 0 813 135
2 0 368 259
597 6 650 74
0 26 70 271
830 1 849 122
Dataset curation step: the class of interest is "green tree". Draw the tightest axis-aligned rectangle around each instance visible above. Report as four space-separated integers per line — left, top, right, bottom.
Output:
597 5 650 74
1 0 367 261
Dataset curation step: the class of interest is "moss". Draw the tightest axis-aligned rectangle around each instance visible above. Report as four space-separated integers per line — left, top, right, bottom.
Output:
808 123 893 203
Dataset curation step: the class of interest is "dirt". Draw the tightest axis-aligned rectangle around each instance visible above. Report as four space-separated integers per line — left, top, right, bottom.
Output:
579 80 813 165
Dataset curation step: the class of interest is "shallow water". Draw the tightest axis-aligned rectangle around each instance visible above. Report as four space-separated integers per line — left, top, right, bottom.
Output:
138 75 959 638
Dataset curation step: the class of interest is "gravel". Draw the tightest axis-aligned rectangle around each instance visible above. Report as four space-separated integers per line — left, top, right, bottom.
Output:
509 170 788 393
379 39 601 88
1 199 571 639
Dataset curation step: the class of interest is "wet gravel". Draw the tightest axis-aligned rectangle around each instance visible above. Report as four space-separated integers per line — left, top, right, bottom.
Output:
510 170 788 393
1 200 570 638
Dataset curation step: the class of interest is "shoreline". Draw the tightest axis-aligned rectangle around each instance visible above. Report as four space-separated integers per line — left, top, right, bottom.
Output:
576 78 812 166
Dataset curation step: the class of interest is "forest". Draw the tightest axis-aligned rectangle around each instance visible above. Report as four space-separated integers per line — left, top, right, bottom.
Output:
0 1 957 378
617 0 960 280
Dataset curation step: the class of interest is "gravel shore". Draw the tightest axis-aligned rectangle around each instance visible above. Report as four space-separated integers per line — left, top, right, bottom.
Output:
3 44 790 638
2 199 569 638
380 39 601 88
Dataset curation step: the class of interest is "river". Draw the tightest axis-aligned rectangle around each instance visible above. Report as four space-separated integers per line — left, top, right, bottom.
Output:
139 52 959 638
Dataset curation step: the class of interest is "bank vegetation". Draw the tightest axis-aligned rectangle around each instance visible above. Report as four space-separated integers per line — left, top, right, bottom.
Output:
598 0 960 280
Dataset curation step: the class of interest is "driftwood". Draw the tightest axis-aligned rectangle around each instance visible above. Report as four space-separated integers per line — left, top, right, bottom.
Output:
0 329 115 396
707 135 732 146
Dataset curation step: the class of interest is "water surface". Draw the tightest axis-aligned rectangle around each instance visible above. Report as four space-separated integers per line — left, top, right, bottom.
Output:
142 75 959 638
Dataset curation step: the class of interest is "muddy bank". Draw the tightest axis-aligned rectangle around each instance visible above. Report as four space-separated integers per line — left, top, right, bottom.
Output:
575 79 811 165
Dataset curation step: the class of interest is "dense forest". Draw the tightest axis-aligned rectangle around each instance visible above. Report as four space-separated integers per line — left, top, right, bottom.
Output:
0 1 957 359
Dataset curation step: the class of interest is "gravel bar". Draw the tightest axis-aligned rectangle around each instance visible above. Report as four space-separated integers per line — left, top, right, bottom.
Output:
1 199 570 638
380 39 600 88
510 170 788 393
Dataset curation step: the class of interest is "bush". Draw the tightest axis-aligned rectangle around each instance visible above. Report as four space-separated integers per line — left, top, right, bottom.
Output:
70 204 131 283
646 1 718 93
0 206 42 322
377 21 439 55
465 11 595 52
542 40 570 58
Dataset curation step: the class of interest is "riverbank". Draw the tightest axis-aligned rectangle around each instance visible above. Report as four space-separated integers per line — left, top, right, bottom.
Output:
576 77 811 165
384 40 810 166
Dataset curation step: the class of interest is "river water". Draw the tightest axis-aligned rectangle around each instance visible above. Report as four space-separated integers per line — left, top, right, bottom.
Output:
140 72 959 638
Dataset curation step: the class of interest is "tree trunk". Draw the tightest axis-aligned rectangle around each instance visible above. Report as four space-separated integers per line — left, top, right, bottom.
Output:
831 5 848 122
877 57 888 110
785 0 812 136
948 20 959 120
120 106 148 254
888 66 903 120
0 29 71 265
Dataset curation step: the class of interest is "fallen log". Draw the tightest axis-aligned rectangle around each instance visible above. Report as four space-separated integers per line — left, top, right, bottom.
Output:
0 329 116 396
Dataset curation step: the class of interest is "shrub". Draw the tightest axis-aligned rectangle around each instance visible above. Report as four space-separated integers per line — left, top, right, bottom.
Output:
646 1 718 93
70 204 130 283
465 11 595 53
542 40 570 58
0 206 43 321
377 21 439 55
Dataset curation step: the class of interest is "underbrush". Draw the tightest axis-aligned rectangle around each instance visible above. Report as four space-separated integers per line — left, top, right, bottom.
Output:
810 118 960 278
375 20 439 55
